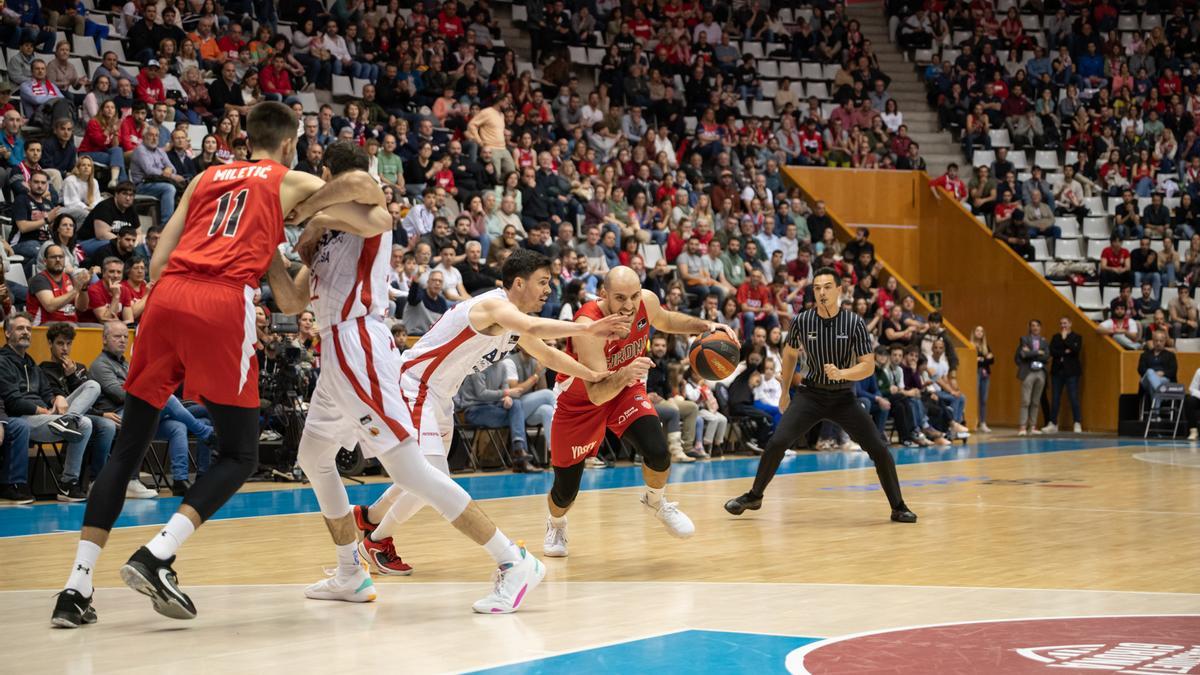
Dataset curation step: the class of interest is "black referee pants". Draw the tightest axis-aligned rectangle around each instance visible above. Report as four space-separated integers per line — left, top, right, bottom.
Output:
749 386 907 510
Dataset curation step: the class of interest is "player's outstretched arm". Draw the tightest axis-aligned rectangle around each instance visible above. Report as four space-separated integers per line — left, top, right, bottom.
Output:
149 176 201 281
477 298 630 340
642 289 737 340
267 250 311 315
282 170 391 237
517 335 605 383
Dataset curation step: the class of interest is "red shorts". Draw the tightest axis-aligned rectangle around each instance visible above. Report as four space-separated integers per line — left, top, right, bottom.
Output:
549 382 658 468
125 275 259 409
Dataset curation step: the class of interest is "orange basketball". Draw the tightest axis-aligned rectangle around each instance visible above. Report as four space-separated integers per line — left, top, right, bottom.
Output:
688 330 741 381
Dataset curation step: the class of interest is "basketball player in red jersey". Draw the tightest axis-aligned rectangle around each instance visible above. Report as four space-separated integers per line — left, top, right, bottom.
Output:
51 102 392 628
543 266 738 556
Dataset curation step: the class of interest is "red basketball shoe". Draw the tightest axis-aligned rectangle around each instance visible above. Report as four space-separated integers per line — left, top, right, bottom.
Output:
352 504 377 535
358 536 414 576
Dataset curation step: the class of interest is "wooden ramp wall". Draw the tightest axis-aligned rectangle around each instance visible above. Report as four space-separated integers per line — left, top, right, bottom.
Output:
784 166 1145 431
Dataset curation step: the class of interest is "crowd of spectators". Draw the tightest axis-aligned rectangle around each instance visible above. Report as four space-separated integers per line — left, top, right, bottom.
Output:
909 0 1200 355
0 0 995 502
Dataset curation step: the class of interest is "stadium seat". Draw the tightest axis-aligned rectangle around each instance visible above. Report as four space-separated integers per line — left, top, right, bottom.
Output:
1141 14 1162 29
71 34 98 58
1101 285 1120 307
801 62 823 80
780 61 801 79
1032 238 1051 260
296 91 319 113
1118 15 1138 30
1162 286 1179 308
1075 285 1104 310
1174 338 1200 352
989 129 1011 148
913 48 933 64
332 74 354 99
1055 217 1081 238
1032 148 1060 168
568 46 587 65
639 242 664 269
1009 151 1029 170
759 60 780 79
511 4 526 21
821 64 839 81
1056 238 1083 260
1086 238 1108 259
751 100 774 117
4 255 26 288
971 149 995 167
806 82 829 100
1053 283 1074 302
789 81 805 97
760 80 778 97
743 42 764 59
1020 14 1041 30
187 125 206 152
1082 197 1106 217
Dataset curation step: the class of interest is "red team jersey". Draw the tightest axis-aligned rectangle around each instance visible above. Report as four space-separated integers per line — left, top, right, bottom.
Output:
161 160 288 287
125 159 290 408
551 297 658 468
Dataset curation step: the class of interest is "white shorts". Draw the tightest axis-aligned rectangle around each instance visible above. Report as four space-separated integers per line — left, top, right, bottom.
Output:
400 374 453 457
304 318 415 457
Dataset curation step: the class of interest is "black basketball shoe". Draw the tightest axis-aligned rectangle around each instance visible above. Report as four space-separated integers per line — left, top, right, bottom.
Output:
51 588 97 628
724 491 764 515
119 546 197 620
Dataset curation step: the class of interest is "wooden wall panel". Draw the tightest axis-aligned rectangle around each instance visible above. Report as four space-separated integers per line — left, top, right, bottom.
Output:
785 167 1131 431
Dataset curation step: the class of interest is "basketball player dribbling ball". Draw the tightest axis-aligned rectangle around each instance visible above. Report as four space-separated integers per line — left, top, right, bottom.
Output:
542 266 739 557
51 102 393 628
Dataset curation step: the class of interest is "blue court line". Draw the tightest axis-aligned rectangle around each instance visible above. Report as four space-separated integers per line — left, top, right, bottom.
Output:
0 438 1176 538
469 629 820 674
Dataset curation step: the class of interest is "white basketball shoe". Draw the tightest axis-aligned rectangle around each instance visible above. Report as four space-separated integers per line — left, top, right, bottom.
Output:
543 517 568 558
641 494 695 539
472 547 545 614
304 568 377 603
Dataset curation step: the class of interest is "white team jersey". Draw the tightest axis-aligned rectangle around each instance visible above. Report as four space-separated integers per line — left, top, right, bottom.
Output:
399 288 520 395
308 229 393 330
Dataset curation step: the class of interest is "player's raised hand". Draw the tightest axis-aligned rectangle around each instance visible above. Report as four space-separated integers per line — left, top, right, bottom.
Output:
586 312 631 339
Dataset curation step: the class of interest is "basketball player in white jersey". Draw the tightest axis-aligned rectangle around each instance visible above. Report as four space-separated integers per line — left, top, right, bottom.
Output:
270 142 632 613
350 251 649 578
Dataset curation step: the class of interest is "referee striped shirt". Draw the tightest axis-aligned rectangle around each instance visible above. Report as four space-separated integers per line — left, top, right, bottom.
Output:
785 308 873 388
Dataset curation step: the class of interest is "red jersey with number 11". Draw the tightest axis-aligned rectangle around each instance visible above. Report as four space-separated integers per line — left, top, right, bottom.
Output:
161 159 288 288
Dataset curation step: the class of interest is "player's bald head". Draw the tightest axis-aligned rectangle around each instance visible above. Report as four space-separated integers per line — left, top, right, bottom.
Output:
604 266 641 294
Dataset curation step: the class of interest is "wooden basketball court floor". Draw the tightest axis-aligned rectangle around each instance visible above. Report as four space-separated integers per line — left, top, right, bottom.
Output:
1 435 1198 674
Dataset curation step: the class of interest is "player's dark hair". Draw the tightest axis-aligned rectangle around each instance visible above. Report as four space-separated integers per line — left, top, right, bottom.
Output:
502 248 552 289
45 321 75 344
813 266 841 284
246 101 298 152
323 140 369 176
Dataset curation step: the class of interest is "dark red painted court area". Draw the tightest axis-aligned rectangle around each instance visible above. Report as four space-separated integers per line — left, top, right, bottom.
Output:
791 615 1200 674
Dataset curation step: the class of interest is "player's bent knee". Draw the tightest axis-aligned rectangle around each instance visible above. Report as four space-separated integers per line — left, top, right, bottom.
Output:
550 462 585 509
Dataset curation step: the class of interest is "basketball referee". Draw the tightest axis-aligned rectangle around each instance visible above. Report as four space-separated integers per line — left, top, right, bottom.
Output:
725 267 917 523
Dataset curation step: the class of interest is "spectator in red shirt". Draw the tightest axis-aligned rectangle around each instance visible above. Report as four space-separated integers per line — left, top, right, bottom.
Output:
259 55 299 106
26 244 91 326
135 60 165 105
82 257 133 324
931 162 968 201
117 100 148 152
216 23 248 63
437 1 465 41
121 257 151 321
737 268 779 338
1100 234 1133 293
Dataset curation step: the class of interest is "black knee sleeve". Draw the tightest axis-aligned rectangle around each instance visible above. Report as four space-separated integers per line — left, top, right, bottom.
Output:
182 401 260 522
624 416 671 472
550 462 585 509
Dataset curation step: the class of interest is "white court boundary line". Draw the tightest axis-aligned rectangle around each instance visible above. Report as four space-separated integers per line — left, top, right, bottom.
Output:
1133 448 1200 468
782 613 1200 675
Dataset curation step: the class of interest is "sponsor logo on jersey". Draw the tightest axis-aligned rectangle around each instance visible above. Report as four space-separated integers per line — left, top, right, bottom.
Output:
641 401 653 410
359 415 373 426
807 332 817 341
616 406 639 426
637 317 648 330
571 440 598 459
368 427 381 436
836 334 848 340
1014 642 1200 671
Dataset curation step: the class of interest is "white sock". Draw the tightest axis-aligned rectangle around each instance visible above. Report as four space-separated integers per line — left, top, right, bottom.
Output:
146 513 195 561
336 542 360 577
65 540 102 596
548 513 566 528
644 486 665 507
482 529 521 566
